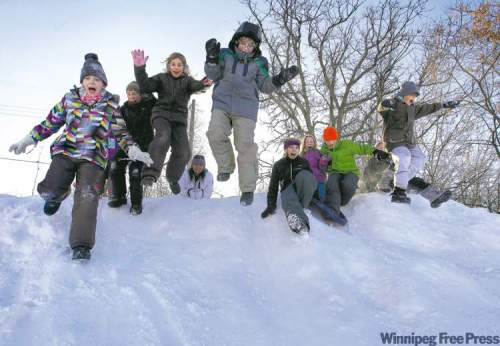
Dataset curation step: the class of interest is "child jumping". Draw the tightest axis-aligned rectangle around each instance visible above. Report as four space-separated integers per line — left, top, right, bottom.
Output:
377 81 459 203
131 50 212 193
204 21 299 206
9 53 153 260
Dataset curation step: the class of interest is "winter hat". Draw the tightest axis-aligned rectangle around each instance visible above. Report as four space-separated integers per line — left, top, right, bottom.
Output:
400 81 420 97
323 127 338 141
192 154 206 166
126 81 140 93
229 22 262 55
284 138 301 149
80 53 108 86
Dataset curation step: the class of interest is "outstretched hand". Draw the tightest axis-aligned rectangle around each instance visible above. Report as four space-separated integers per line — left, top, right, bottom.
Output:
201 77 213 87
442 100 460 109
131 49 149 67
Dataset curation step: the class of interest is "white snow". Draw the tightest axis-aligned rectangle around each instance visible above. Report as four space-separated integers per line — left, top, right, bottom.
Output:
0 192 499 346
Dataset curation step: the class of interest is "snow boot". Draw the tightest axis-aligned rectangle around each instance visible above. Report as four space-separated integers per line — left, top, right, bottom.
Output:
286 212 309 235
169 182 181 195
391 187 411 204
421 186 453 208
108 197 127 208
141 175 156 187
44 201 61 216
217 172 231 182
130 204 143 215
240 192 254 206
72 246 91 261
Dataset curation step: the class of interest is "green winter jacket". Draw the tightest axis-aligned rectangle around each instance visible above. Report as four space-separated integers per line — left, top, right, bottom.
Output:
320 140 374 176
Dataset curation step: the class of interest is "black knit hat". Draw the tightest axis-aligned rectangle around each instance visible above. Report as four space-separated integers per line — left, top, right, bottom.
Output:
80 53 108 86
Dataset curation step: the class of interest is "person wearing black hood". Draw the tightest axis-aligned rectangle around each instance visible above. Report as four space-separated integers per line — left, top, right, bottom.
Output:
204 22 300 206
378 81 460 204
107 81 156 215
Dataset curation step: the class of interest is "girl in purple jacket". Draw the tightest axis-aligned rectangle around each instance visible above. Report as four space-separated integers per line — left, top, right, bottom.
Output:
300 134 330 201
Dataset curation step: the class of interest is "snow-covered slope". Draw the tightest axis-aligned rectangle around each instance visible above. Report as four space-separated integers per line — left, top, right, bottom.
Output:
0 193 499 346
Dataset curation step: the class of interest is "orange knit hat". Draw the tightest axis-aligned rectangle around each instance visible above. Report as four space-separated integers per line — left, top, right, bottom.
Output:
323 127 338 141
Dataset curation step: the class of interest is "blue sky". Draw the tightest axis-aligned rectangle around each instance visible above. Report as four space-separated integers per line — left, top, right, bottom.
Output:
0 0 457 196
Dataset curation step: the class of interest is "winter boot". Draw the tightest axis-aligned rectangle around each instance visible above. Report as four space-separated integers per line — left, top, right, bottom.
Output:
141 175 156 187
391 187 411 204
108 197 127 208
240 191 254 206
217 172 231 182
408 176 429 192
44 201 62 216
130 204 143 215
377 168 394 193
72 246 91 261
420 185 452 208
169 182 181 195
286 212 309 234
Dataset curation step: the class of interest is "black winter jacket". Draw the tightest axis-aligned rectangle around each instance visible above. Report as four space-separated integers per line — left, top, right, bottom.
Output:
266 156 312 208
120 95 156 151
134 66 206 125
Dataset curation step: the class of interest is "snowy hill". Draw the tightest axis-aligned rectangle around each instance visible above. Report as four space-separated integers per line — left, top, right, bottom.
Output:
0 193 499 346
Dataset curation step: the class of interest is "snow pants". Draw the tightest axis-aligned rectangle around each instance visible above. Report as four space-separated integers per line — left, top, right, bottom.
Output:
142 117 191 184
390 145 426 189
325 172 359 213
206 108 258 193
281 171 317 228
108 150 144 206
37 154 104 249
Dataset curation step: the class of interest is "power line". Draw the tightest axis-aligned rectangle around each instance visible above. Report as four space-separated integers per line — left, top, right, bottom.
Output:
0 156 50 165
0 113 41 119
0 103 47 111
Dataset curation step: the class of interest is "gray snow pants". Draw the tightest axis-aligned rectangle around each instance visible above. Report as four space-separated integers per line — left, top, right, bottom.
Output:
281 170 317 227
206 108 258 193
325 172 359 213
37 154 105 249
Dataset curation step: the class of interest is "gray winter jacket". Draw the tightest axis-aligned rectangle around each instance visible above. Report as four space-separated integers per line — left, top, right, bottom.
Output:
205 48 277 121
377 97 443 151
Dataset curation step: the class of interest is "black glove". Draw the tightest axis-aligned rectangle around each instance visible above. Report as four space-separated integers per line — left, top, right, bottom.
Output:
271 66 299 87
261 206 276 219
373 149 390 161
442 100 460 109
205 38 220 64
381 99 396 109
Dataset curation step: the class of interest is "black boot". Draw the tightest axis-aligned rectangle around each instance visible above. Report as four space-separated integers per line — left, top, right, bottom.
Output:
141 176 156 186
408 176 430 192
169 182 180 195
44 201 61 216
72 246 91 260
240 192 254 206
217 172 231 182
108 197 127 208
130 204 143 215
391 187 411 204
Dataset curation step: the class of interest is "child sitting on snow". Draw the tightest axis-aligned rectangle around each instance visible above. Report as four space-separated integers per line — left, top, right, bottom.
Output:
9 53 152 260
178 155 214 200
300 134 330 201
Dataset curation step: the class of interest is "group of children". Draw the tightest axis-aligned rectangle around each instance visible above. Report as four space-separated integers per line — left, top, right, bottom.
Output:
8 21 459 259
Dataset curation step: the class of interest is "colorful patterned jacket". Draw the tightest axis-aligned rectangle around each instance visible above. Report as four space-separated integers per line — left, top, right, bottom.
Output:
30 87 135 169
